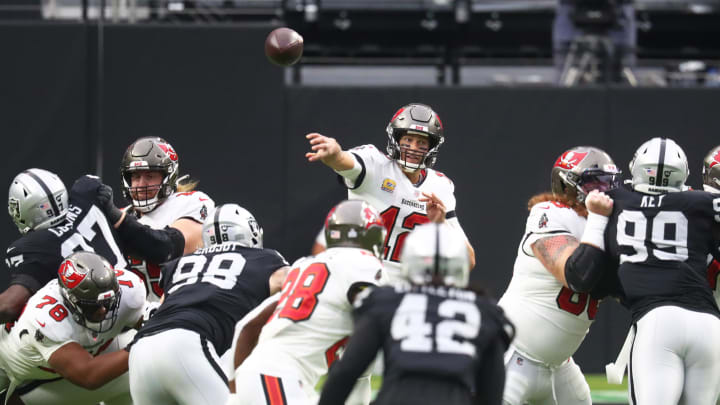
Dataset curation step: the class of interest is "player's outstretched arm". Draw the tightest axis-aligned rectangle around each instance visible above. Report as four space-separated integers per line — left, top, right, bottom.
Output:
114 214 185 264
564 190 614 293
305 133 356 171
0 284 31 323
48 343 129 390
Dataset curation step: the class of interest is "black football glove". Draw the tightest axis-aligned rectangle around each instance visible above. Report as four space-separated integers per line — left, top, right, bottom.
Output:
97 183 124 225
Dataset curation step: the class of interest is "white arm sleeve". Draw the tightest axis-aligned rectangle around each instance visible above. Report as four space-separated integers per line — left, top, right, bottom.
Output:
446 217 469 243
333 154 362 184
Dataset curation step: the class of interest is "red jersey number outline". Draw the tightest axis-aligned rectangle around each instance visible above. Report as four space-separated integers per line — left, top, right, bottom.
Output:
272 263 330 322
380 206 430 262
556 287 598 320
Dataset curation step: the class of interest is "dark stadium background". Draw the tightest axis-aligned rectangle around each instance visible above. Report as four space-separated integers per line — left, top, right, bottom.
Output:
1 21 718 375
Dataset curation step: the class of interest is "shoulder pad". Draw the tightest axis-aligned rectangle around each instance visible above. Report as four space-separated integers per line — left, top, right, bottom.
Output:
24 287 75 343
265 249 289 267
118 271 146 310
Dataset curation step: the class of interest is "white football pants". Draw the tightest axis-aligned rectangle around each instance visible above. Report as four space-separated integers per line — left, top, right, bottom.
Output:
129 329 229 405
502 348 591 405
628 305 720 405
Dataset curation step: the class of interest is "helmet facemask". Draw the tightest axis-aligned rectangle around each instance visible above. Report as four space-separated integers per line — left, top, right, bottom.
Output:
121 137 179 213
57 252 122 335
122 170 173 213
385 104 444 172
551 147 621 203
61 287 122 334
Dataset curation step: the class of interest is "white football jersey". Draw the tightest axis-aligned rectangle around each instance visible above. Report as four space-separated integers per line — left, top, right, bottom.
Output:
498 201 594 366
237 247 385 387
127 190 214 302
0 271 144 389
343 144 466 282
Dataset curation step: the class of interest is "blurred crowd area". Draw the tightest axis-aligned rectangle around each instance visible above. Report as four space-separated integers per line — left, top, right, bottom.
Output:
3 0 720 86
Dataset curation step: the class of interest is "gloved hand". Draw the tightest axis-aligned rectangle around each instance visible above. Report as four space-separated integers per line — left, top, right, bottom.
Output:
96 183 124 225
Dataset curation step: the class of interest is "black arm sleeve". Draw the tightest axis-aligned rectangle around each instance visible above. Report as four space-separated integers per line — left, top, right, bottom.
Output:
115 214 185 264
474 337 506 405
564 243 609 293
317 315 383 405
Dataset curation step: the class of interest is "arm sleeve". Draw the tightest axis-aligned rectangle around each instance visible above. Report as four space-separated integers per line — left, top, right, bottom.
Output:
317 314 383 405
115 214 185 264
564 243 609 293
473 336 506 405
337 144 385 190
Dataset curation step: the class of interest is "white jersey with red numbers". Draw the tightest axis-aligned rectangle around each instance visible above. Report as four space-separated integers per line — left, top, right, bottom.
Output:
0 270 144 391
343 144 467 283
498 201 593 366
128 190 214 302
236 247 385 389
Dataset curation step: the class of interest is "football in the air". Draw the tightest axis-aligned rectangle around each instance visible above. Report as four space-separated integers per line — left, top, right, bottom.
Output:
264 27 304 67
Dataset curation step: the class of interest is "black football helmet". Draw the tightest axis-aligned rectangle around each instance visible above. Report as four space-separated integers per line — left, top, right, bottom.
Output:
324 200 386 258
121 137 180 213
386 103 444 171
551 146 620 203
58 251 121 334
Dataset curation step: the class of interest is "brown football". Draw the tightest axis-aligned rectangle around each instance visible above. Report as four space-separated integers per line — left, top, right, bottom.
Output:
264 27 304 67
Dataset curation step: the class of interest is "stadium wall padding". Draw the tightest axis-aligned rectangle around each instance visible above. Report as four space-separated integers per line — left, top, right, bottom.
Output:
2 22 718 373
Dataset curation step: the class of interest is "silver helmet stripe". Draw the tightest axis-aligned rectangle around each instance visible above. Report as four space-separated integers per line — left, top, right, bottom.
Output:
656 138 667 187
213 204 224 245
23 170 60 218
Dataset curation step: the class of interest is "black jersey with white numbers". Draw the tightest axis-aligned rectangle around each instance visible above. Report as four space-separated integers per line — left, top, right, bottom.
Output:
135 243 288 354
361 284 512 393
4 176 127 294
605 186 720 322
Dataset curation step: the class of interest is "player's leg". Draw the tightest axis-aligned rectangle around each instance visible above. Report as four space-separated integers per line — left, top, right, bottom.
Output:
503 349 552 405
551 357 591 405
679 309 720 405
233 369 311 405
19 375 131 405
159 329 229 405
628 306 684 405
129 332 176 405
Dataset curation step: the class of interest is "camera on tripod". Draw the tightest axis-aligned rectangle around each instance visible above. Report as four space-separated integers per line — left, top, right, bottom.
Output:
558 0 634 86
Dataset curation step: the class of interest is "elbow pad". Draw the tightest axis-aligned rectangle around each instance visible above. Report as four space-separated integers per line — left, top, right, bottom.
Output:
116 215 185 263
564 243 607 293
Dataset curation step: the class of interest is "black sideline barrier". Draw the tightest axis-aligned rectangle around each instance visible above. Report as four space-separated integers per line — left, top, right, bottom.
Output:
2 22 719 373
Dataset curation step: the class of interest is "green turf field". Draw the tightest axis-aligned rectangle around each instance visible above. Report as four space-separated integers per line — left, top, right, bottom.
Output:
364 373 629 404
